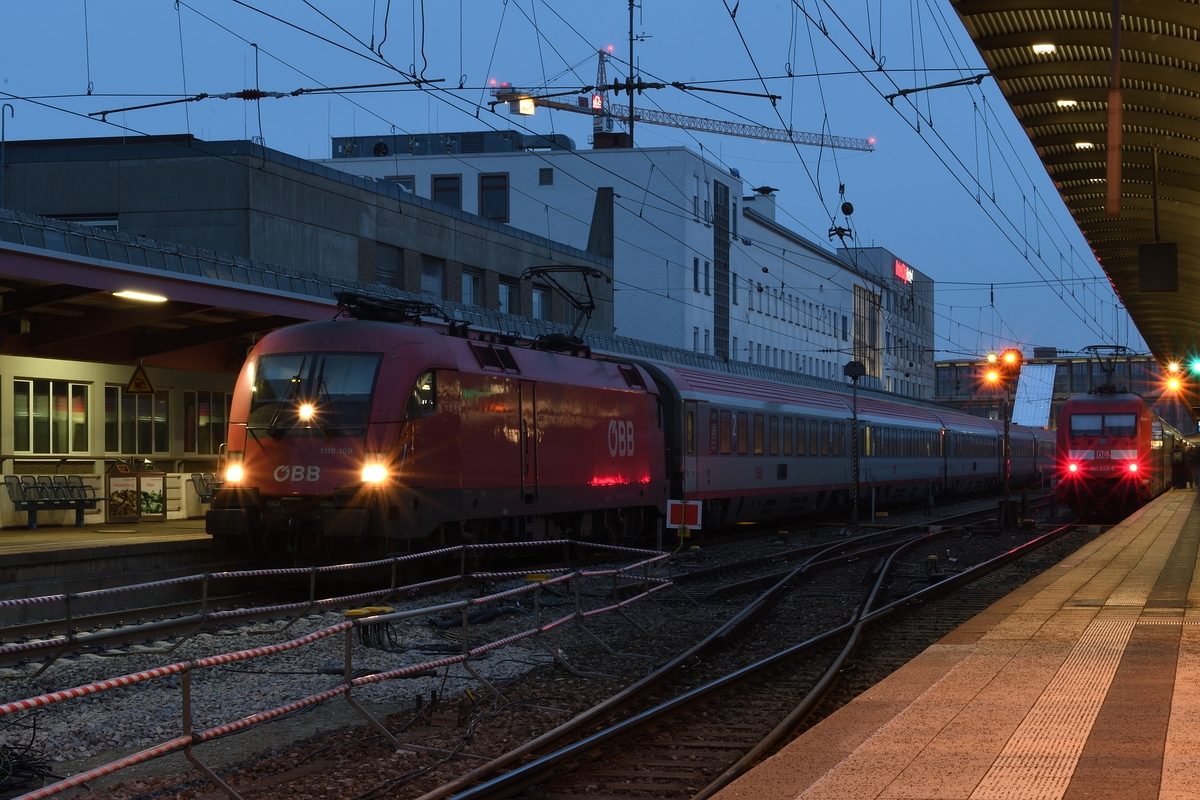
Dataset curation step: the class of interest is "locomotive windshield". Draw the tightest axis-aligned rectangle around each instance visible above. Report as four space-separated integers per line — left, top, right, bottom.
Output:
248 352 382 434
1069 413 1137 437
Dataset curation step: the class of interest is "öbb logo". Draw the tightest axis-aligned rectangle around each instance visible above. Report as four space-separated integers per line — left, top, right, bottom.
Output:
274 465 321 482
607 420 635 457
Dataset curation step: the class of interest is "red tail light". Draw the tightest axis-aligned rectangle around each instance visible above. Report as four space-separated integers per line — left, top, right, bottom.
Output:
1128 462 1138 473
1068 463 1079 473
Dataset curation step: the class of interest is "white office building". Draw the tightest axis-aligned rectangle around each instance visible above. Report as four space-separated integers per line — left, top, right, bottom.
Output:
320 131 934 397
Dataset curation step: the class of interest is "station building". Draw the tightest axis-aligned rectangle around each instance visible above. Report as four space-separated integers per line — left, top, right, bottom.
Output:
319 130 937 398
0 135 614 526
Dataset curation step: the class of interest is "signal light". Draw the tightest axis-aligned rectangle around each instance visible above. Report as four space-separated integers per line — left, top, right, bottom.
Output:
986 353 998 364
1191 359 1200 374
1168 377 1182 391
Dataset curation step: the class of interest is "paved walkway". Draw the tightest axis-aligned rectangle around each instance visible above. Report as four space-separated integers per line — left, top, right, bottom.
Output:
715 488 1200 800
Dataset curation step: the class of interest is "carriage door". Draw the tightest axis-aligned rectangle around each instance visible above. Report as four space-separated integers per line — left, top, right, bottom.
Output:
519 382 538 504
683 400 700 493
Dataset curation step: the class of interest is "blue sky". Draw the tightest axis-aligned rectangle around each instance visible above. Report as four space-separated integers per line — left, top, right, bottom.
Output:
0 0 1145 359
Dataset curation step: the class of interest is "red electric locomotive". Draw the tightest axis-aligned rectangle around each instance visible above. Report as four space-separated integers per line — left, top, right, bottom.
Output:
1056 389 1183 522
208 304 666 563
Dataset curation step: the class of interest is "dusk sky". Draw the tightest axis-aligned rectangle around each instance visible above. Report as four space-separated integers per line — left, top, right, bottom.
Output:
0 1 1145 359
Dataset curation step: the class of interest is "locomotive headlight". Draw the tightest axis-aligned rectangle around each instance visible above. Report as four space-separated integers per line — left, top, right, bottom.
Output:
224 451 244 484
362 463 388 484
298 403 315 422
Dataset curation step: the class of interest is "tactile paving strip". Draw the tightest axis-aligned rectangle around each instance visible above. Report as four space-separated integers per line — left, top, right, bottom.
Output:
968 615 1137 800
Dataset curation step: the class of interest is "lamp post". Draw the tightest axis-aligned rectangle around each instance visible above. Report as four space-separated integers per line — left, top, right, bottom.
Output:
843 360 866 526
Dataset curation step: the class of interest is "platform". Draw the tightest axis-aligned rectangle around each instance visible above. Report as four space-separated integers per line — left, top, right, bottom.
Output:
715 488 1200 800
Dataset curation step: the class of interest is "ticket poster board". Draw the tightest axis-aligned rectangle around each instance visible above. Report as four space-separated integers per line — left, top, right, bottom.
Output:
138 474 167 521
106 474 140 523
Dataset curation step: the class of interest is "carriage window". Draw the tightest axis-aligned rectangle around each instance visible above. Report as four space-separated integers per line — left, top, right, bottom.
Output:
863 425 872 456
737 412 749 455
710 410 719 455
821 421 831 456
686 411 695 455
753 414 765 455
404 370 437 420
769 416 779 456
810 419 820 456
796 419 806 455
783 418 793 456
1069 414 1103 436
719 410 732 454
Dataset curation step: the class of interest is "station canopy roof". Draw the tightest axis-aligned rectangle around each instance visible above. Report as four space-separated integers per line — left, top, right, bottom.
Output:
953 0 1200 366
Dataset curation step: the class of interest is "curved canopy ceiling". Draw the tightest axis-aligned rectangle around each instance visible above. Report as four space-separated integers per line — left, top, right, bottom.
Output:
952 0 1200 366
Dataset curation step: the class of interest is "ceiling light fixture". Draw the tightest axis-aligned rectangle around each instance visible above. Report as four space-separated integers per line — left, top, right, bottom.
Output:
1032 43 1057 55
113 291 168 303
1056 99 1078 108
1075 142 1096 150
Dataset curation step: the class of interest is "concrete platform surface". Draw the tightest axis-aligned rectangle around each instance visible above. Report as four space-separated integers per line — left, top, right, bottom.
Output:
714 488 1200 800
0 518 209 558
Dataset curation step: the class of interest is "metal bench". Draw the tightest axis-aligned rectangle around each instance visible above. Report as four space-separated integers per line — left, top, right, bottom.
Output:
191 473 217 504
4 474 100 530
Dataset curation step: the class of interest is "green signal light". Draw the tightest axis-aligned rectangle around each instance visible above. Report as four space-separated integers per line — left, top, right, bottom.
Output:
1192 359 1200 374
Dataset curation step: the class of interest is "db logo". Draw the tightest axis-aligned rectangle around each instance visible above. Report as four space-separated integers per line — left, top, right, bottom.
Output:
608 420 635 457
274 465 321 482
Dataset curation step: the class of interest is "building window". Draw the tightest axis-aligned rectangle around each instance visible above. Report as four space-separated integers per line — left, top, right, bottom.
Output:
732 336 738 358
704 329 710 354
420 258 444 298
704 261 711 295
183 391 231 454
13 380 88 454
384 175 415 193
732 201 738 236
732 273 739 305
432 175 461 209
462 271 482 306
693 176 700 221
532 287 549 320
693 327 700 352
104 386 168 455
498 280 516 314
539 167 554 185
842 314 849 341
694 258 700 292
479 173 509 222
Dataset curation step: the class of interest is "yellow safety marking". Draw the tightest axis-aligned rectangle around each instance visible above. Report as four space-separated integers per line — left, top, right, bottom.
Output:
968 615 1137 800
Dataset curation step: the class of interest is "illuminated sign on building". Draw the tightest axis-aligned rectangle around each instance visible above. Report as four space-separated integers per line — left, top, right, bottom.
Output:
894 259 914 284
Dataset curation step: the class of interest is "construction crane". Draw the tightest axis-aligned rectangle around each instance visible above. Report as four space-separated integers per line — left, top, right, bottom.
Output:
491 49 874 153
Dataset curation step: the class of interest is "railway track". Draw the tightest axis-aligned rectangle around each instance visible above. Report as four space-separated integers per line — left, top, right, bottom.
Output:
406 516 1088 800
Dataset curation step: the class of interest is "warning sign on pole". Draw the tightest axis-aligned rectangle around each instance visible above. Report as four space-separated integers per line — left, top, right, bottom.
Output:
666 500 702 529
125 365 156 395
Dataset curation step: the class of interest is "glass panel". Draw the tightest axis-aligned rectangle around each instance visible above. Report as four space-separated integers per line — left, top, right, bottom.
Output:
198 391 212 454
404 371 436 420
821 421 831 456
753 414 764 455
13 381 29 452
121 391 136 454
51 381 68 454
154 390 169 452
795 419 806 455
184 392 197 453
1104 413 1137 436
212 391 227 452
1070 414 1103 436
686 411 695 455
137 394 153 455
768 416 779 456
736 412 748 455
105 386 119 451
719 410 731 454
32 380 50 453
249 353 381 433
